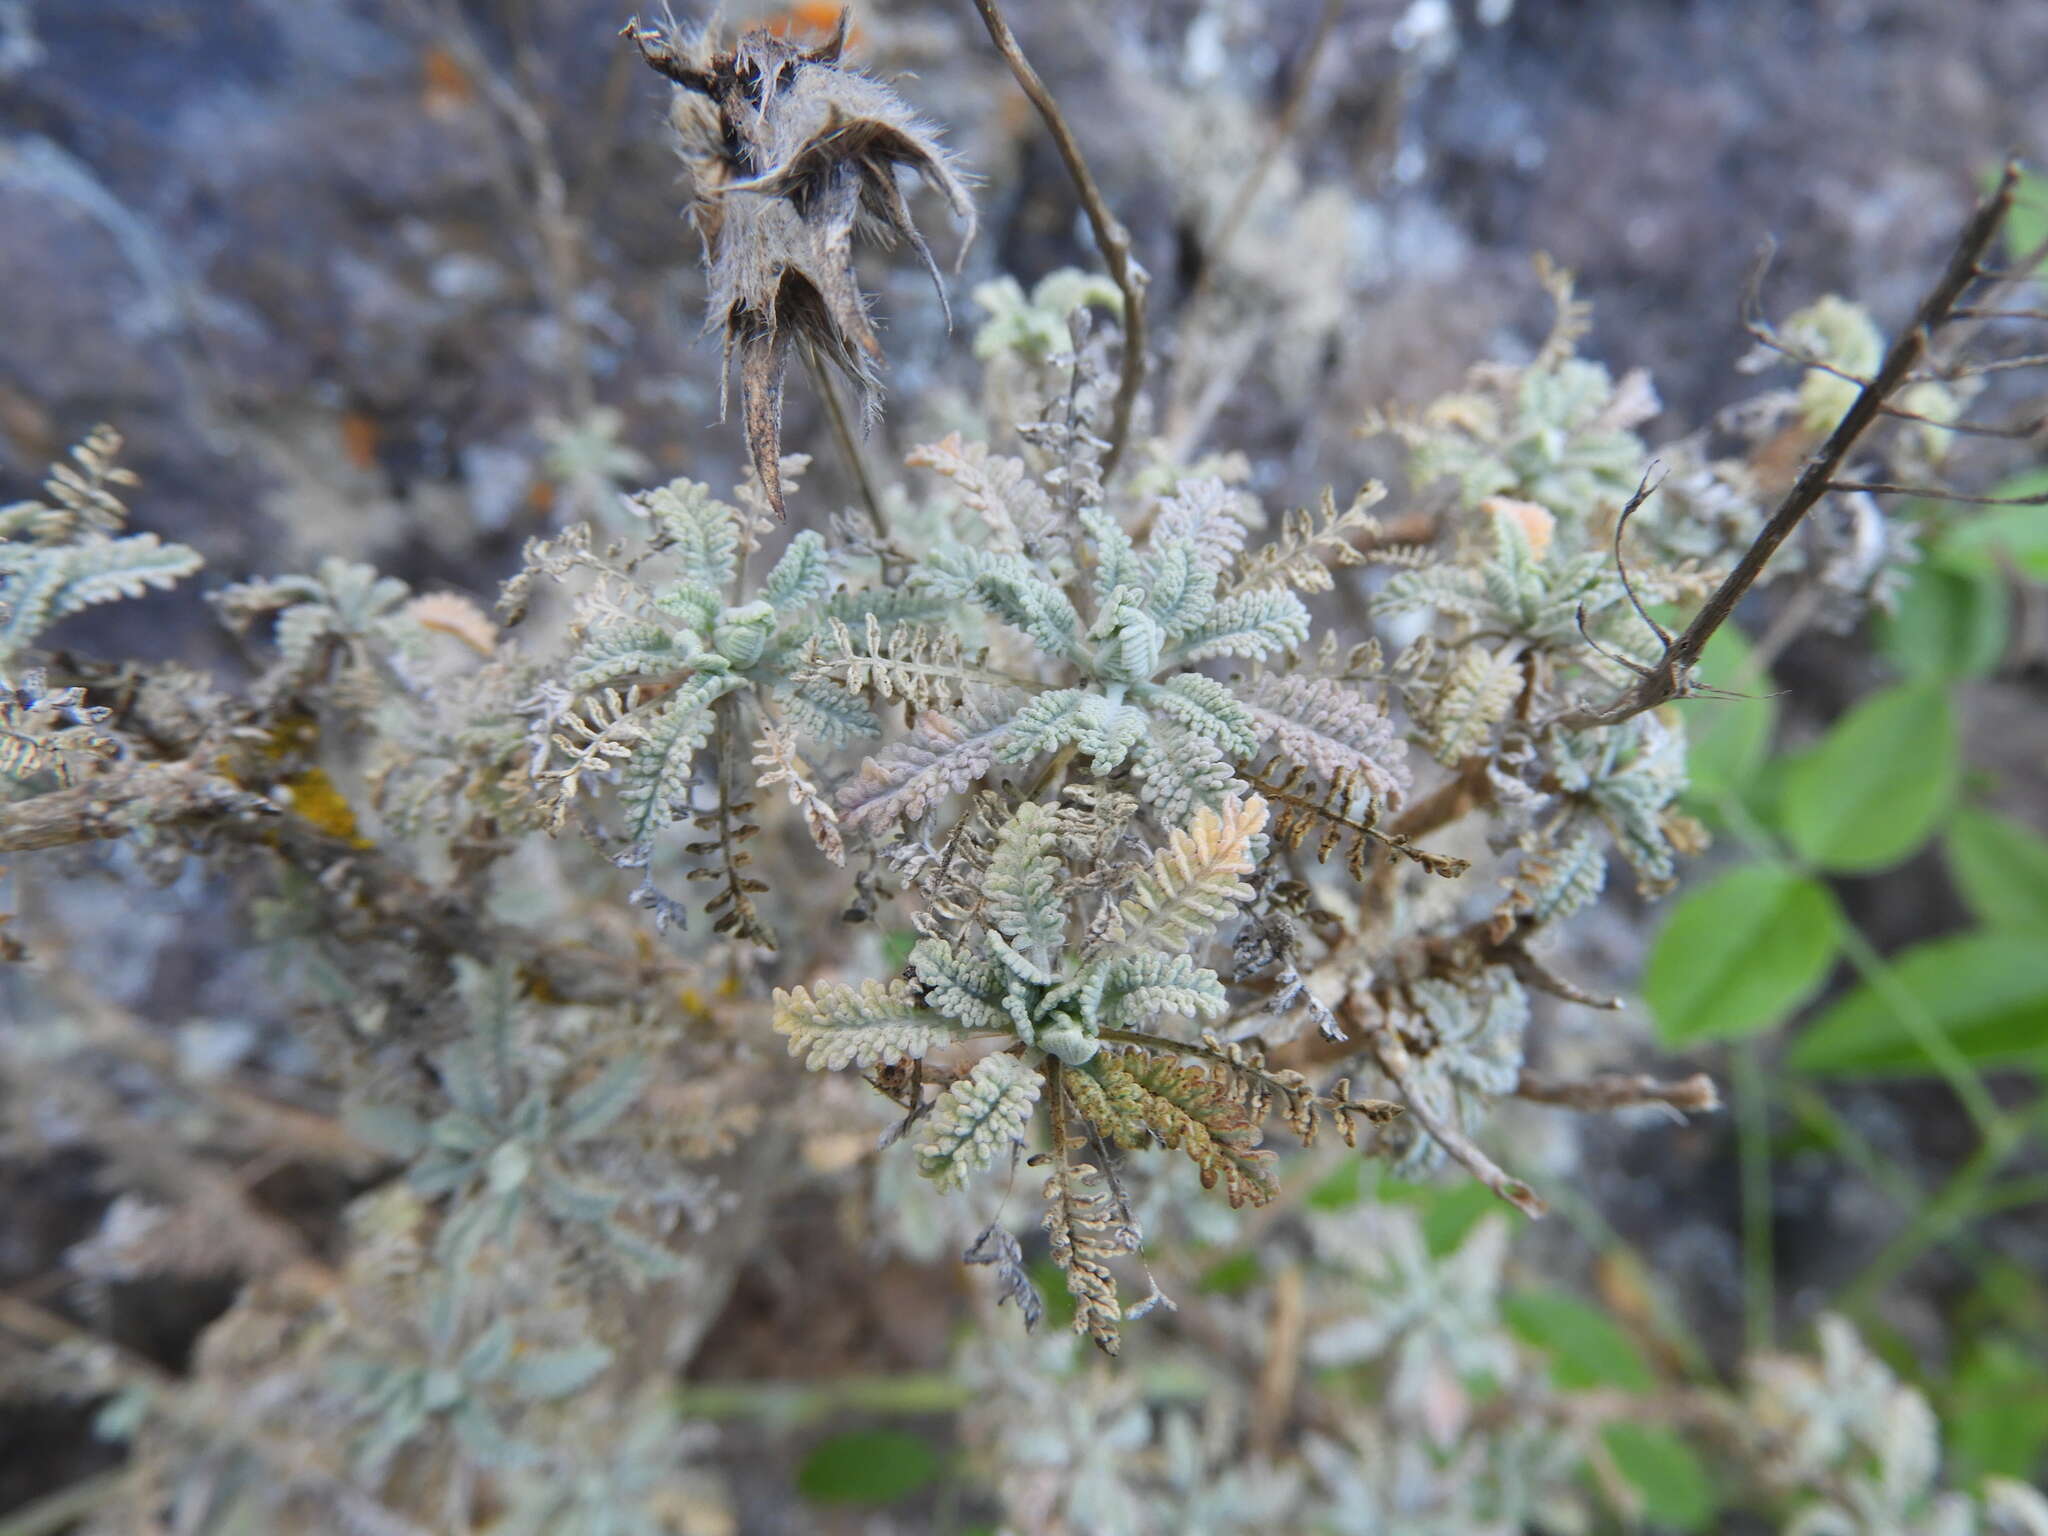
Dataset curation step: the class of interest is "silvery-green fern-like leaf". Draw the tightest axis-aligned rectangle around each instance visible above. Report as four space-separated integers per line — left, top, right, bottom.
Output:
762 529 831 610
1372 563 1488 625
1408 968 1528 1100
1140 673 1259 758
554 1055 647 1144
566 621 686 691
920 550 1082 661
916 1051 1041 1190
652 581 722 634
1151 476 1254 579
1138 539 1213 639
1170 586 1310 664
1087 585 1165 683
776 675 879 746
1507 822 1607 926
986 799 1067 979
1239 671 1411 804
509 1344 614 1401
837 686 1018 834
0 535 204 663
1089 951 1227 1030
772 979 967 1070
910 936 1012 1032
619 674 733 845
632 478 739 592
1080 509 1145 609
1425 644 1523 764
1579 713 1688 891
1003 689 1146 773
1129 719 1235 823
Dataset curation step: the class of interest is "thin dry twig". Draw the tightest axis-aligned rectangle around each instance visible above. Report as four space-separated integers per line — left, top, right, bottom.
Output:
970 0 1149 478
804 344 890 537
1366 1019 1547 1219
1551 163 2025 731
1825 477 2048 506
0 760 275 854
1515 1069 1721 1114
1248 1261 1305 1463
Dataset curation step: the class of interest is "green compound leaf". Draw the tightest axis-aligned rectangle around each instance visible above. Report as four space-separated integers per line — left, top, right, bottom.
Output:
1944 806 2048 932
1682 627 1776 804
1647 866 1840 1046
1503 1287 1655 1393
1789 931 2048 1076
1779 683 1957 873
1942 468 2048 580
796 1429 942 1506
1878 553 2009 681
1600 1422 1715 1533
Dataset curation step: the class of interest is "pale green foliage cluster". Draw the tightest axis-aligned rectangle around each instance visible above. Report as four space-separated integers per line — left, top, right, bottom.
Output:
1743 1317 2048 1536
0 424 200 669
348 958 683 1288
963 1199 2048 1536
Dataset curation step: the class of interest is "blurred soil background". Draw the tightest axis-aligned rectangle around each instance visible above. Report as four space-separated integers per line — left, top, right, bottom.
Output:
3 0 2047 1521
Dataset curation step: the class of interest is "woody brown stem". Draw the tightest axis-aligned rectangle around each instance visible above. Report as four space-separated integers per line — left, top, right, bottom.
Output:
1551 163 2023 732
1515 1069 1721 1114
969 0 1150 479
1365 1016 1546 1219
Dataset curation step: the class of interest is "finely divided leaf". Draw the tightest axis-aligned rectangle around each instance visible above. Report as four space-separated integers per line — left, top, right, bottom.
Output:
762 529 831 610
619 674 732 845
916 1051 1041 1190
635 479 740 591
1113 794 1267 955
773 980 967 1070
985 800 1068 981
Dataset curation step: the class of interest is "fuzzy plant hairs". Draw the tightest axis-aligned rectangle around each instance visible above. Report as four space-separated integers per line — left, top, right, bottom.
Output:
623 7 976 517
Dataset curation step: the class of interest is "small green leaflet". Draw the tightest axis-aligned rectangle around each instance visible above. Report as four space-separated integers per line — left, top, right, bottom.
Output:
1789 931 2048 1076
1647 866 1840 1045
1779 683 1957 873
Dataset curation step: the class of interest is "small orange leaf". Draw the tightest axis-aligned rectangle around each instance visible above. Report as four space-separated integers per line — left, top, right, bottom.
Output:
339 411 380 472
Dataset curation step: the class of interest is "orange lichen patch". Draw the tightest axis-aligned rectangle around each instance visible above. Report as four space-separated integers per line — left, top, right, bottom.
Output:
230 718 373 849
420 43 475 116
405 592 497 657
281 766 373 848
765 3 860 49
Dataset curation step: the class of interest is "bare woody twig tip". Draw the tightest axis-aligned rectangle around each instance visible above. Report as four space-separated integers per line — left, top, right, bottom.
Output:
1551 164 2026 734
969 0 1149 480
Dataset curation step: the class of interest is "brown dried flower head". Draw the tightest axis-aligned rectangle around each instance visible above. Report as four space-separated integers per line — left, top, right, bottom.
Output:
624 9 975 517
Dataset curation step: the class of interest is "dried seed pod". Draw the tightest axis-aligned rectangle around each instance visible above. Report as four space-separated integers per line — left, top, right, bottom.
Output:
625 11 974 517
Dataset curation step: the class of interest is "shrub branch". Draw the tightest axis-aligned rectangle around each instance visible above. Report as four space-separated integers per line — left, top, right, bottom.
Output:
1553 163 2027 731
969 0 1149 478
